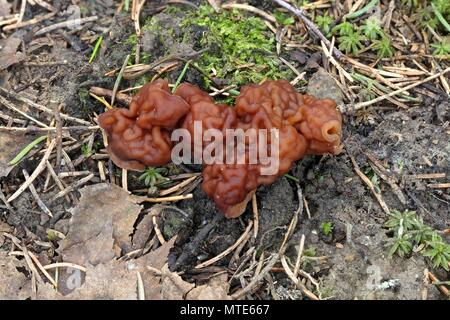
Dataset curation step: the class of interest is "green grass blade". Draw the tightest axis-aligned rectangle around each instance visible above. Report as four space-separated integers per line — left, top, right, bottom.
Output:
284 173 299 182
344 0 379 20
9 135 47 165
89 35 103 64
432 3 450 33
172 61 191 93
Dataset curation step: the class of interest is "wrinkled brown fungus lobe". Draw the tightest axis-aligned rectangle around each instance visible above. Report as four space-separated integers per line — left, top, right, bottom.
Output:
98 79 343 218
98 80 190 170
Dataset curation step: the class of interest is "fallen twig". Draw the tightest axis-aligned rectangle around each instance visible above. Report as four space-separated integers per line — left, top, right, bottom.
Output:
350 155 390 215
271 0 344 59
35 16 98 36
7 140 56 203
134 194 193 203
196 221 253 269
22 169 53 217
355 67 450 109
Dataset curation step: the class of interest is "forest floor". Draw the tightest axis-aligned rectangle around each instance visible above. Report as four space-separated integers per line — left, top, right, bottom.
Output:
0 0 449 300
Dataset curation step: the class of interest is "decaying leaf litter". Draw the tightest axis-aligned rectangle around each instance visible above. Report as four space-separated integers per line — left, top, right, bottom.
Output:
0 0 449 300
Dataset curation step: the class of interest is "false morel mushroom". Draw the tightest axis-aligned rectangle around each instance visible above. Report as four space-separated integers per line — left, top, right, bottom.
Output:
98 79 343 218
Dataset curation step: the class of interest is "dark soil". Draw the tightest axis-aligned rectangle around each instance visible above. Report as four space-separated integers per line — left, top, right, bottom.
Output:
0 0 448 300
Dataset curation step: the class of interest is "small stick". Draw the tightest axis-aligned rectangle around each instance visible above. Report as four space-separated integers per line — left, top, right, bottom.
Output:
27 251 58 288
252 194 259 239
350 155 390 215
2 8 56 31
46 161 71 203
0 188 15 213
0 16 19 27
89 87 132 105
173 214 224 270
271 0 344 59
22 169 53 217
17 0 27 24
422 269 429 300
61 149 76 172
49 174 94 202
0 111 27 124
135 194 193 203
364 150 407 205
146 266 162 276
221 3 276 23
54 106 63 169
0 126 99 132
133 0 146 36
229 231 253 268
122 168 128 191
253 252 265 278
238 186 303 294
231 252 280 299
196 221 254 269
7 140 56 203
98 161 106 181
427 183 450 189
428 271 449 298
43 262 87 273
58 171 92 178
35 16 98 35
34 0 57 12
3 234 43 290
152 215 166 244
303 197 311 219
0 95 49 128
0 87 91 125
281 255 319 300
293 234 305 279
206 0 221 12
355 67 450 109
407 173 446 179
136 271 145 300
321 41 353 83
231 209 299 299
159 176 197 196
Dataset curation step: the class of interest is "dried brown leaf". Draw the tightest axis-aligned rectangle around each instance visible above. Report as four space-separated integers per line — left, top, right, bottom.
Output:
160 264 195 300
131 211 154 250
0 36 25 70
57 183 142 266
133 236 177 299
37 260 137 300
0 251 32 300
186 273 231 300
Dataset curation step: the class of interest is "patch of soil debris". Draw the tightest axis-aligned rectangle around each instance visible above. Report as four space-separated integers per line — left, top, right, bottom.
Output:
0 0 449 300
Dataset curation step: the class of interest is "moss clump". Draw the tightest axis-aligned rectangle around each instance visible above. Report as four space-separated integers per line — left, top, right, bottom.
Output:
124 5 294 91
180 5 294 86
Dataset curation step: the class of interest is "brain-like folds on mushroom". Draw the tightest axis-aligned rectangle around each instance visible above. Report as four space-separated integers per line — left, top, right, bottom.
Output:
99 79 342 218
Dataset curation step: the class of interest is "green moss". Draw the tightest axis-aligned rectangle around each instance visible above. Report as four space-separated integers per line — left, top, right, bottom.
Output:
179 5 294 86
78 87 92 115
163 215 185 239
123 5 294 90
162 5 185 15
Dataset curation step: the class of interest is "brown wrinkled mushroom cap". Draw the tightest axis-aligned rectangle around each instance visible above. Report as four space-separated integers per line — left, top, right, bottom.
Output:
98 79 190 170
98 79 343 218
